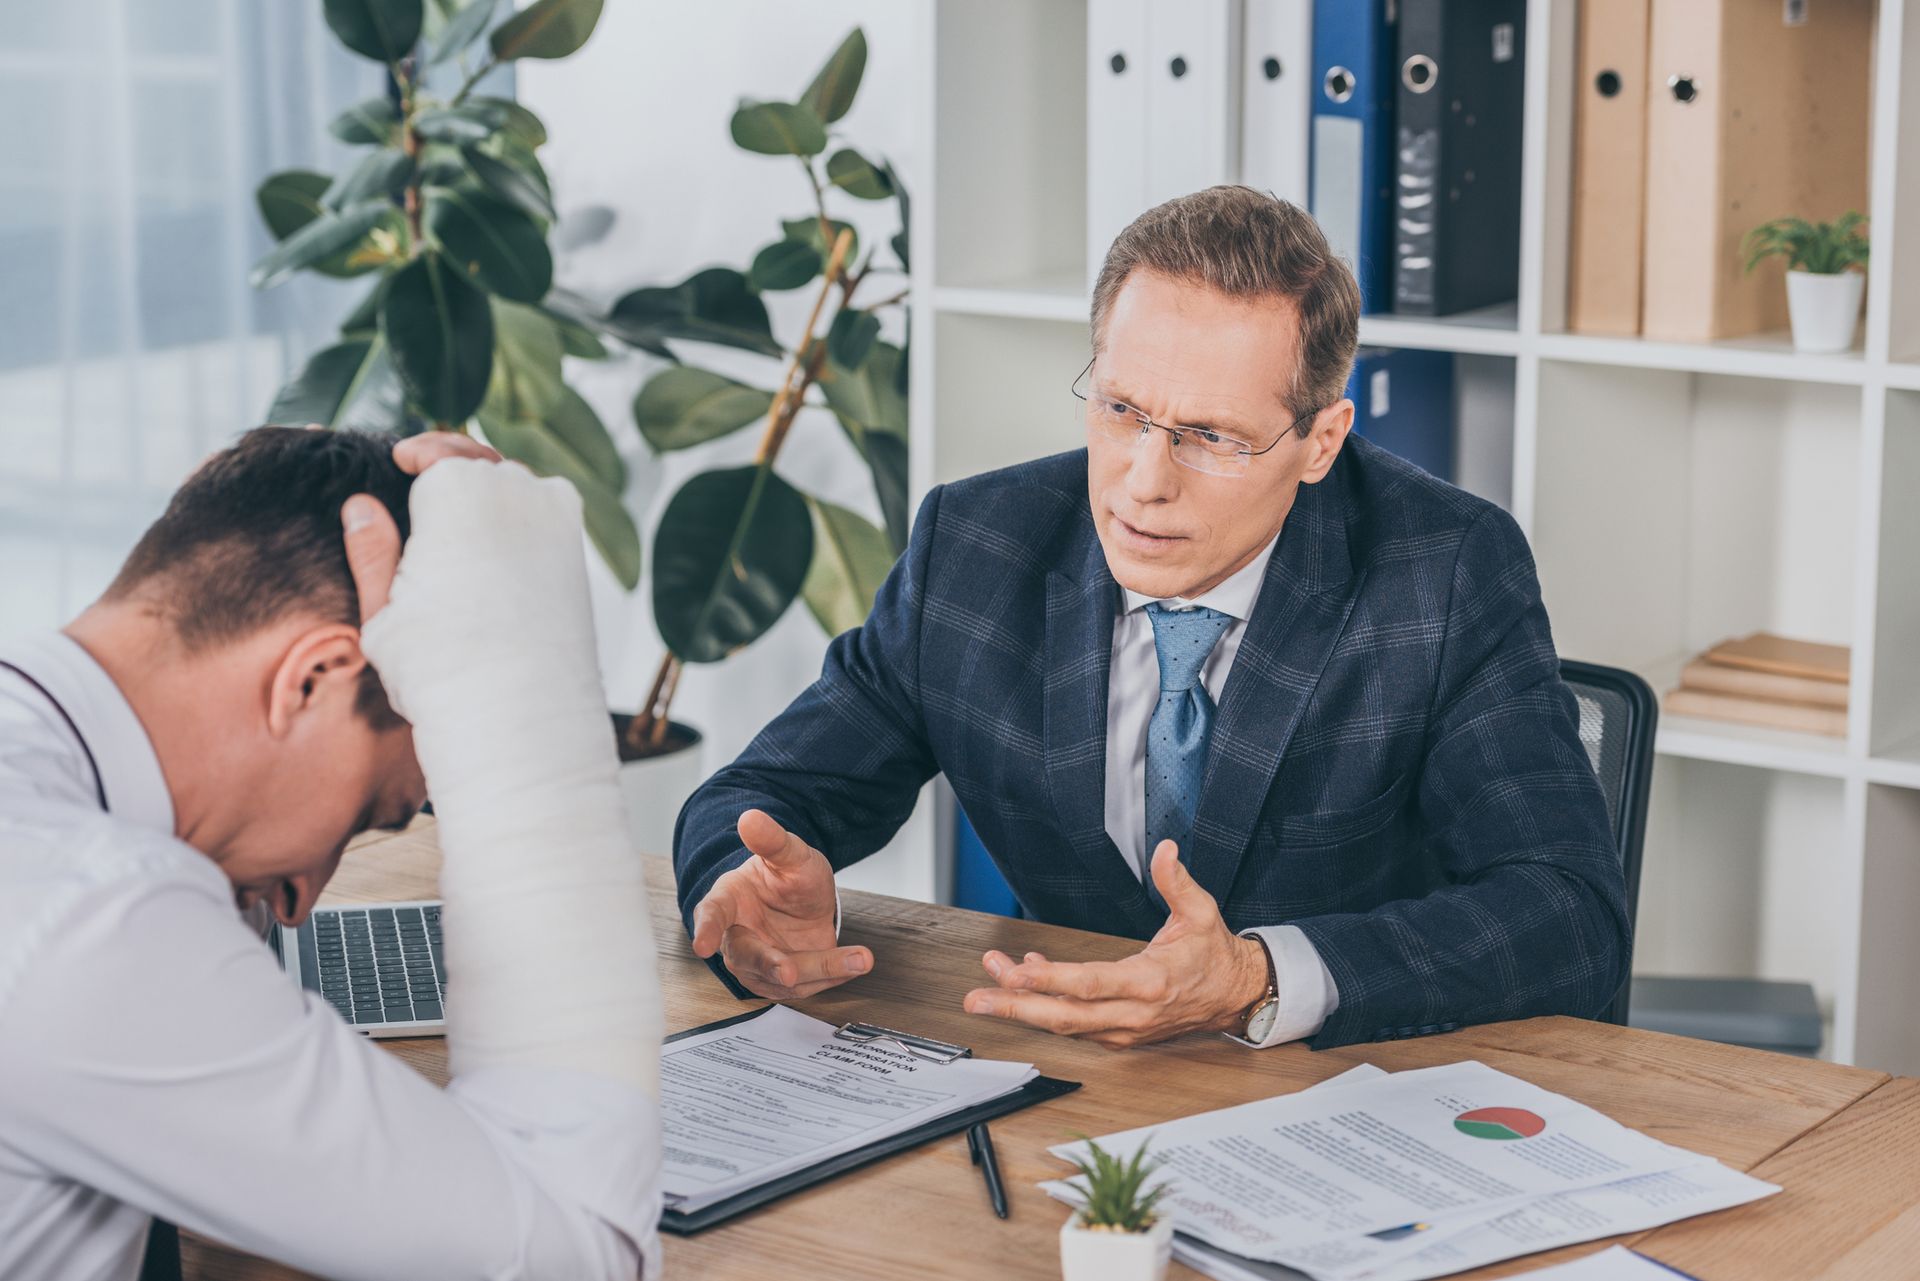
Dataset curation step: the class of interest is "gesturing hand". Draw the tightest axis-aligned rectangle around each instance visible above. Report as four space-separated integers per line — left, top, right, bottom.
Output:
962 840 1271 1050
340 431 503 623
690 809 872 1001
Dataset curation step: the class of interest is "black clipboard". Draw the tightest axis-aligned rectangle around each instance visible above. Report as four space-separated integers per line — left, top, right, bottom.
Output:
659 1006 1082 1234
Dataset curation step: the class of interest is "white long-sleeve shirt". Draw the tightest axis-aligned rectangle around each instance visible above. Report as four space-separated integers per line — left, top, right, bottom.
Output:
0 632 660 1281
1104 535 1342 1047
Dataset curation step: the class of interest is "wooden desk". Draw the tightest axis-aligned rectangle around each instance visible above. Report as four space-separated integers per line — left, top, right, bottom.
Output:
187 821 1906 1280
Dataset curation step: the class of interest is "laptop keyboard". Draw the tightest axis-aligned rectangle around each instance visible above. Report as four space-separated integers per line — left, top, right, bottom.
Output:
307 904 446 1025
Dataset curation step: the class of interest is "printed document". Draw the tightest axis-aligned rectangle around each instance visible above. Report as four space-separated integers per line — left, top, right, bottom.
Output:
660 1004 1035 1213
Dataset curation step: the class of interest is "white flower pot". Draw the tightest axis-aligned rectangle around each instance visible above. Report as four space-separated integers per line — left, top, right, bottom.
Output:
1785 269 1864 353
1059 1214 1174 1281
611 716 705 856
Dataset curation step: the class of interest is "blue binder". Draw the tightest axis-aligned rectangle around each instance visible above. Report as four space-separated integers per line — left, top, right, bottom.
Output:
1346 347 1455 482
1310 0 1398 313
953 804 1022 918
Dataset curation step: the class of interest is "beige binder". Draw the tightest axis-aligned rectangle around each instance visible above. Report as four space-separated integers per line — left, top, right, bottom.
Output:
1568 0 1651 336
1640 0 1872 343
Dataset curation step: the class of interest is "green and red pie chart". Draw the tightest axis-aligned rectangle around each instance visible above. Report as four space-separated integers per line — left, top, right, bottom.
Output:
1453 1107 1547 1141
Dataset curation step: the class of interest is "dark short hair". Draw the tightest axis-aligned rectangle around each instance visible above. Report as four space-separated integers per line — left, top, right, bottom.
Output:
1091 185 1362 433
107 427 412 727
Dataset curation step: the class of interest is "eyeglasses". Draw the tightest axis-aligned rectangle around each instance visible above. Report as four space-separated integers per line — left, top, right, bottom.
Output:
1070 360 1316 478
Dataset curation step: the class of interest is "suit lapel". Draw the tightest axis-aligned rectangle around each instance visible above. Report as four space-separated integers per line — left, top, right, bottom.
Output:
1181 474 1362 915
1042 524 1162 938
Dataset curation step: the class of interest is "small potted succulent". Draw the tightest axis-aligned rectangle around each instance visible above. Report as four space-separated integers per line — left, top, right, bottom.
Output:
1742 211 1870 353
1059 1136 1175 1281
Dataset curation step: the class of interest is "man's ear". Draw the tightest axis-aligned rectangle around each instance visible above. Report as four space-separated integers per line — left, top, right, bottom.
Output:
265 624 368 740
1298 398 1355 486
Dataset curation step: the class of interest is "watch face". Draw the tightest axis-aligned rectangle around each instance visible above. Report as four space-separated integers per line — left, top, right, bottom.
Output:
1246 999 1281 1043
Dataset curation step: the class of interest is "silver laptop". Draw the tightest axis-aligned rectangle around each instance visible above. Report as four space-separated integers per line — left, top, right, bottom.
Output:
274 900 448 1038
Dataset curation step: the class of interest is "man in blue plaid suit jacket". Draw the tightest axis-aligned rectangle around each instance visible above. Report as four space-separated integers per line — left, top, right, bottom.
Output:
674 188 1629 1051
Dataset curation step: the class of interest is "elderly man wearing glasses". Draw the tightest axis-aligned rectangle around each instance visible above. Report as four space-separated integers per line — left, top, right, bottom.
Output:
673 185 1628 1052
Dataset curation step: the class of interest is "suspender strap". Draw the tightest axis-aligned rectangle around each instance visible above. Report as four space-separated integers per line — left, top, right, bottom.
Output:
0 659 109 811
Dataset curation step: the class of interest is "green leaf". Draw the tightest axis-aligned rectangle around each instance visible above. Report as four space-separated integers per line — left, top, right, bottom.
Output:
490 0 603 60
339 276 390 336
542 305 609 358
424 183 553 302
467 95 549 148
801 496 895 637
381 252 496 423
609 267 784 358
652 465 814 663
782 215 858 271
481 298 565 422
888 161 910 269
825 147 893 199
249 200 392 290
328 96 401 145
323 0 423 63
799 27 866 125
633 367 775 452
426 0 496 63
460 144 555 220
413 105 497 144
324 147 412 210
863 431 909 555
265 335 407 433
821 338 907 440
827 308 880 369
480 412 639 589
478 133 552 197
256 170 335 241
546 384 625 488
729 100 827 157
748 238 822 292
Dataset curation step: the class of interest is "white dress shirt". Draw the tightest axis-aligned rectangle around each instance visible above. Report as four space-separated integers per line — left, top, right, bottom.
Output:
0 633 659 1281
1104 536 1341 1047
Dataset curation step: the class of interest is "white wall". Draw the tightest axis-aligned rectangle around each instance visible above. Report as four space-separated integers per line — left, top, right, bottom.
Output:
519 2 934 899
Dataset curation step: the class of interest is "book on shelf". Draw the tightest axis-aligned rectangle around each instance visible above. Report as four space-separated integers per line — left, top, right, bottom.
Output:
1663 687 1847 738
1677 658 1849 709
1700 632 1849 684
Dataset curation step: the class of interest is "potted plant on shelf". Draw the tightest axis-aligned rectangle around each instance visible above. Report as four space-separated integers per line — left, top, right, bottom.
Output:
1741 211 1870 354
1059 1136 1175 1281
249 0 641 588
601 26 911 846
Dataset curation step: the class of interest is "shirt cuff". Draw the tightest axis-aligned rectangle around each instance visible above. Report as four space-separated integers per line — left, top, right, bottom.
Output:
1225 925 1340 1048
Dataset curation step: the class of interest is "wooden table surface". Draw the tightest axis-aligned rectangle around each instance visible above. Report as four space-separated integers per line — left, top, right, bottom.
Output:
185 820 1914 1280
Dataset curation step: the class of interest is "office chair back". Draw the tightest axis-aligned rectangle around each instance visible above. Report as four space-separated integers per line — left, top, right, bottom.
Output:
1559 660 1658 1027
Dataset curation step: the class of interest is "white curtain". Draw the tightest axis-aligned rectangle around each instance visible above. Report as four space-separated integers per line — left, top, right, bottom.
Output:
0 0 379 639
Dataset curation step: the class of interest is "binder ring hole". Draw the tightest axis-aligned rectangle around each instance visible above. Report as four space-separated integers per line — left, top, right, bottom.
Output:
1596 70 1622 98
1324 65 1355 103
1109 51 1127 75
1402 54 1437 94
1263 56 1282 82
1669 74 1699 104
1170 55 1188 79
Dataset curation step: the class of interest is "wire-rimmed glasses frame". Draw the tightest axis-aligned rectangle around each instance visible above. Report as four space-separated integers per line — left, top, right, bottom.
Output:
1070 359 1317 478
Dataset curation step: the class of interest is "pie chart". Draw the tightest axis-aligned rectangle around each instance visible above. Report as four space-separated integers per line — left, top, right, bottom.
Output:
1453 1107 1546 1140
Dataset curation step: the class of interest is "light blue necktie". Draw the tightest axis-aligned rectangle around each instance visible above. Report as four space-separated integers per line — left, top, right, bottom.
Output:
1143 602 1233 892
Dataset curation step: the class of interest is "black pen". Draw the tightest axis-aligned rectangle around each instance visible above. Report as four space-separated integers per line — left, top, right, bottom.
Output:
968 1121 1009 1219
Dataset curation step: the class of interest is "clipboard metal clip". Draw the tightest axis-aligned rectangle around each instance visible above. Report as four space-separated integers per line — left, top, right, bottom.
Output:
832 1021 973 1064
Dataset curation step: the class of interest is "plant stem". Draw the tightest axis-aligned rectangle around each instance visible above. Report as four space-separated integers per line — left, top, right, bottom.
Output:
399 62 425 255
451 57 497 106
625 229 855 753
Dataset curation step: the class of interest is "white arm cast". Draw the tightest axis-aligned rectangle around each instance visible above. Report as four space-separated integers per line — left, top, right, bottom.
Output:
360 459 663 1093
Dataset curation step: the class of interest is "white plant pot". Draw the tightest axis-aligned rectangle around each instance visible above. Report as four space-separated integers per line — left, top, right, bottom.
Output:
1059 1215 1174 1281
613 718 705 856
1785 269 1864 353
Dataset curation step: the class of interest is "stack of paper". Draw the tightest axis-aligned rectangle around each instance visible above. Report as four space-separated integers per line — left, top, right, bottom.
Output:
659 1005 1036 1214
1042 1062 1776 1281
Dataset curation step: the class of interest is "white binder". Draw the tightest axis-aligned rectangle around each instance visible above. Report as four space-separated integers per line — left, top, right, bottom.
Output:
1239 0 1312 205
1087 0 1243 285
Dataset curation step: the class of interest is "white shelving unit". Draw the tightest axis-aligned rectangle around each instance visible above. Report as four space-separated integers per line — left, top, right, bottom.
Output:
907 0 1920 1070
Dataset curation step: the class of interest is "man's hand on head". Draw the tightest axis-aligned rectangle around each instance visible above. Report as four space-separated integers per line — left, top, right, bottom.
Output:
961 840 1271 1050
340 432 503 624
690 809 872 1001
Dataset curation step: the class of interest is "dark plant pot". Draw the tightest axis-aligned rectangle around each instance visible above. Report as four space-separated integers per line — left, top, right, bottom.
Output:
609 713 705 856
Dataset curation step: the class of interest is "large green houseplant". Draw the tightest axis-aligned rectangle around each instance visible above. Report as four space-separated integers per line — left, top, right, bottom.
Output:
616 26 911 757
251 0 641 588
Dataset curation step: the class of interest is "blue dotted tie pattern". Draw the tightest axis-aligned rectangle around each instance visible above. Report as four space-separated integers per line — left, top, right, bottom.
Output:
1143 602 1232 900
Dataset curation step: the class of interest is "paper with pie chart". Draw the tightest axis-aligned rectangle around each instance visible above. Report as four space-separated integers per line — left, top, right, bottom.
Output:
1045 1059 1734 1268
